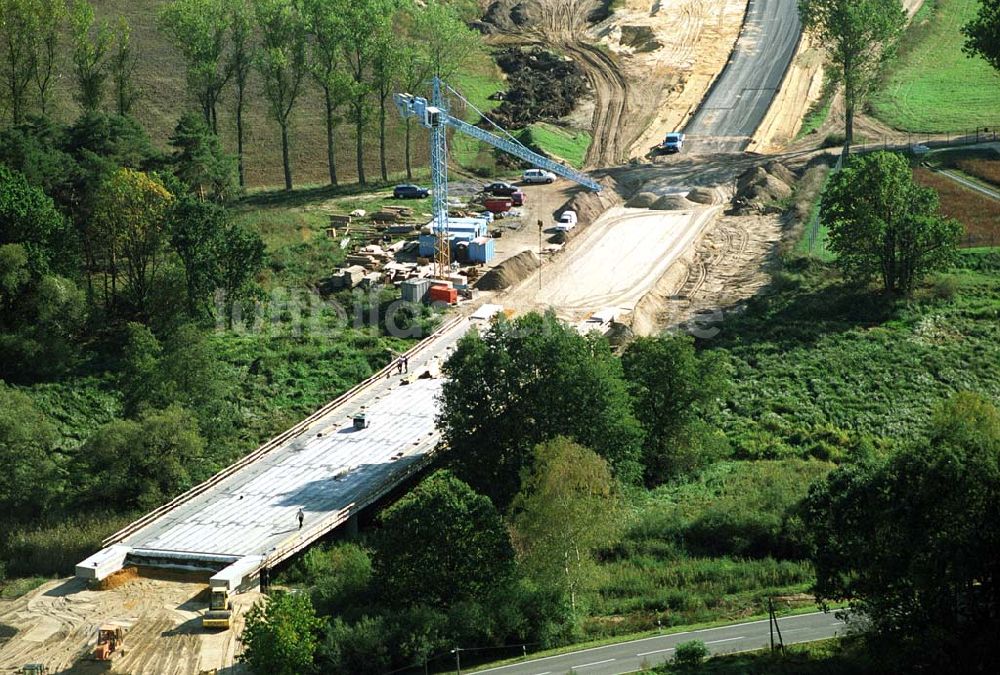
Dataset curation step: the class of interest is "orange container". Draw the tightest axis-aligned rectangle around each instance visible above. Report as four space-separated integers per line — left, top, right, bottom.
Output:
429 285 458 304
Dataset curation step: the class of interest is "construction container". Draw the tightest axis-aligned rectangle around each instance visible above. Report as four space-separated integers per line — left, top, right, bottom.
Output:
483 197 513 214
401 278 431 303
467 236 495 264
429 285 458 304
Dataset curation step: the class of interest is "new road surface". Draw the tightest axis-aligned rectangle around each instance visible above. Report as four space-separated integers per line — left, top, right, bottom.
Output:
475 611 847 675
685 0 802 153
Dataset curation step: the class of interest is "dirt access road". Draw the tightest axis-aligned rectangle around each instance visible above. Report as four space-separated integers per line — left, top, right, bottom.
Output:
481 0 747 165
0 576 256 674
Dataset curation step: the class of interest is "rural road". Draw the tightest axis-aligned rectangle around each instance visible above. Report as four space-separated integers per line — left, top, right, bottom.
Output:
475 611 847 675
685 0 803 153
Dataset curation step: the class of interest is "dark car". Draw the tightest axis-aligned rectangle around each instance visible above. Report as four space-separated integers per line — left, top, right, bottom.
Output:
484 181 519 196
393 184 430 199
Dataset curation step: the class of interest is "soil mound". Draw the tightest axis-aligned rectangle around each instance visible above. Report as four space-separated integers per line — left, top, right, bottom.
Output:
620 25 662 53
651 194 694 210
626 191 658 208
491 48 586 128
765 160 796 186
564 176 623 225
478 1 535 33
477 250 541 291
734 165 793 215
686 187 717 205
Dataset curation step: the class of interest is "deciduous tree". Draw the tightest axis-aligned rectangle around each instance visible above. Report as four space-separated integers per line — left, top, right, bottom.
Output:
821 151 962 294
240 591 324 675
337 0 394 185
799 0 905 152
91 168 173 316
372 470 515 608
109 17 140 117
805 392 1000 670
303 0 352 186
963 0 1000 74
510 438 622 614
226 0 255 187
159 0 232 132
397 0 483 178
70 0 112 113
0 384 60 520
254 0 307 191
622 335 730 484
30 0 65 116
439 311 644 508
0 0 40 123
78 404 205 510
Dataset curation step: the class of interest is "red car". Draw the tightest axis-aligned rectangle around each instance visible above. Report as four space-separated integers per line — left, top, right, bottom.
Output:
511 190 525 206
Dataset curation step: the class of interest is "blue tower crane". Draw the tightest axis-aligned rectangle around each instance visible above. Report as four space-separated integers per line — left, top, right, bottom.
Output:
394 77 601 277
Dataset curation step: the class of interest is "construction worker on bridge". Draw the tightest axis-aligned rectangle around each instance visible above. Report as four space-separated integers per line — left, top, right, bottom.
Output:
296 508 304 530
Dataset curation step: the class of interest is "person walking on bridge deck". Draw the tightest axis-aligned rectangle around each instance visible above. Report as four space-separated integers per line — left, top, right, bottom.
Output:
296 507 304 530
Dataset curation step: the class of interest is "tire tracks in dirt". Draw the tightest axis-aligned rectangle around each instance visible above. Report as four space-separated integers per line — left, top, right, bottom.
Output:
485 0 633 168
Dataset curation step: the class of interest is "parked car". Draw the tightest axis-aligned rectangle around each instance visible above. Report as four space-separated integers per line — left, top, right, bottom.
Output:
522 168 556 184
511 190 525 206
484 181 519 196
393 184 430 199
658 132 684 154
554 209 578 232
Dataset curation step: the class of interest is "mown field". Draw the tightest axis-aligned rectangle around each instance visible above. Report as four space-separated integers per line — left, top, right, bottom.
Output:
870 0 1000 132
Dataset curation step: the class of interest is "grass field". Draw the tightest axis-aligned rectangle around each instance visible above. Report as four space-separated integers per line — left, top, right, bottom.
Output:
870 0 1000 131
519 122 592 168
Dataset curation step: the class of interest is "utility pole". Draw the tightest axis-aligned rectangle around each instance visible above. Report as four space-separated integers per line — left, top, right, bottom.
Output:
537 219 543 290
768 597 775 652
452 647 462 674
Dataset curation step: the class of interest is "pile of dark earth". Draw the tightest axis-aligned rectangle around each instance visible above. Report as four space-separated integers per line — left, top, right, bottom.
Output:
487 47 588 129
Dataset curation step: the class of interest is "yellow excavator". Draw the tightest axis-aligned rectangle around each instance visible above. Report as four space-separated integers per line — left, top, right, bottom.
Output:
202 588 233 629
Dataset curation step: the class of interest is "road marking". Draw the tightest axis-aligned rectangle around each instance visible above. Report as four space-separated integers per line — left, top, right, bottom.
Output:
636 647 676 657
474 613 831 672
705 636 745 644
573 658 616 669
531 672 551 675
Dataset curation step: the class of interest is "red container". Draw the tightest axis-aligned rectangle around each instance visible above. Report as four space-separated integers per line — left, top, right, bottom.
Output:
429 285 458 304
483 197 513 214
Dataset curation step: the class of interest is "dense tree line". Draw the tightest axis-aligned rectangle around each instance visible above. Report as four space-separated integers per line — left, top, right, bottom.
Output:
1 0 483 191
0 102 264 529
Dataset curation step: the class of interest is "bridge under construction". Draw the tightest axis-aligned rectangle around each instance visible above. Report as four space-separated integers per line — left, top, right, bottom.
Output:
76 316 473 593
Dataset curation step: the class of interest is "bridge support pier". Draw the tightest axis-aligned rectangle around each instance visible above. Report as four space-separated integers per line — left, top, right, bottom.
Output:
346 513 359 538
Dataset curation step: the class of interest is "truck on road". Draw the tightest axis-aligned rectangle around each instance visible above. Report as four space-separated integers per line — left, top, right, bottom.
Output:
658 132 684 154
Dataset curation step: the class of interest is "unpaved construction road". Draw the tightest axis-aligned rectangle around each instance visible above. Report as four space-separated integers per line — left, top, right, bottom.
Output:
502 205 722 323
0 577 256 673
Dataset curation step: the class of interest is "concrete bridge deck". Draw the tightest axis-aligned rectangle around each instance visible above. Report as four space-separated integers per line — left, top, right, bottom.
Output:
77 316 473 590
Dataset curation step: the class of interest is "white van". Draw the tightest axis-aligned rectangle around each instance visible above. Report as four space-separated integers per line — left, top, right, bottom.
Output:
555 210 578 232
522 169 556 184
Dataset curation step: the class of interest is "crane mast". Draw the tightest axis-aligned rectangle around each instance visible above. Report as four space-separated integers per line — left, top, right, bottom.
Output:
395 76 601 278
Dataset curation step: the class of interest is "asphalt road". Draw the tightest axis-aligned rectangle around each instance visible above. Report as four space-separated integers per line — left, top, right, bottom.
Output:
475 611 846 675
684 0 802 153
